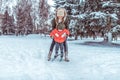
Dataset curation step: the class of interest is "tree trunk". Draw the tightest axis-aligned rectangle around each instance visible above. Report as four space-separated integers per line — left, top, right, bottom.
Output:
103 32 112 43
75 33 78 40
107 32 112 42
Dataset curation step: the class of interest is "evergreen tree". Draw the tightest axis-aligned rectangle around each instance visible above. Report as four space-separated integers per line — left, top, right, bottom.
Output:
15 0 33 35
2 9 14 34
25 13 33 35
39 0 49 31
54 0 120 41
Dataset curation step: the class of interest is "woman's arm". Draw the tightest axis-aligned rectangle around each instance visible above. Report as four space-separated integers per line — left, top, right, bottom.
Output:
51 18 56 30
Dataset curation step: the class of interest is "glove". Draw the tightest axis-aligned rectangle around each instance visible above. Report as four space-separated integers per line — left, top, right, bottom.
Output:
61 33 66 38
50 36 54 39
55 33 59 37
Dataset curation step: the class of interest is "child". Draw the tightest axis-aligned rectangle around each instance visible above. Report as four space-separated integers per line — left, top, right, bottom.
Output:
50 23 70 60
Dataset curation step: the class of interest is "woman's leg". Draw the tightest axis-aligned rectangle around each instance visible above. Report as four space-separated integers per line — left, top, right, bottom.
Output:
63 40 69 62
63 40 68 52
48 39 55 61
50 39 55 52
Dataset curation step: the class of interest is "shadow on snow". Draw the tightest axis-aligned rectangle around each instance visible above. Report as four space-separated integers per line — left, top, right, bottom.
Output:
74 41 120 48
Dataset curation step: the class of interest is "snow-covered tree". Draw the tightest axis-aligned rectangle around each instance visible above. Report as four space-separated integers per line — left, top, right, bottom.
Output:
15 0 33 35
38 0 49 30
2 9 15 35
54 0 120 41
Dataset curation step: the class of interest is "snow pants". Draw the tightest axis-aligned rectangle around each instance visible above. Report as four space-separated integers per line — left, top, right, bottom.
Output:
55 42 64 58
49 39 68 53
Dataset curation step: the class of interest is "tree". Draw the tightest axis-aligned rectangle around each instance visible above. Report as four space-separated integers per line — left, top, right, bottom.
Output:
15 0 33 35
38 0 49 32
53 0 120 42
2 9 14 35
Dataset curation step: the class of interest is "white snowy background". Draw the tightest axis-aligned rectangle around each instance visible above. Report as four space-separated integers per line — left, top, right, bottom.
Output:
0 35 120 80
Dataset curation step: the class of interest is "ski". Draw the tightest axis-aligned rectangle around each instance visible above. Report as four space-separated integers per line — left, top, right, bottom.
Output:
51 57 57 61
59 58 63 62
51 54 59 61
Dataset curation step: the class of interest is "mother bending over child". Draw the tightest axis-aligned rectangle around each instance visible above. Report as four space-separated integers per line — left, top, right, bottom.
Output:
48 8 70 62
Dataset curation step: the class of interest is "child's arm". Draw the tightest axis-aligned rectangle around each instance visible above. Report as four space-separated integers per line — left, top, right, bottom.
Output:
61 29 70 38
65 29 70 36
67 30 70 36
50 30 54 38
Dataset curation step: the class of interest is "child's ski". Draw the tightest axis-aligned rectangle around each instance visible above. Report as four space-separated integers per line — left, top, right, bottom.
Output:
59 58 63 62
51 54 59 61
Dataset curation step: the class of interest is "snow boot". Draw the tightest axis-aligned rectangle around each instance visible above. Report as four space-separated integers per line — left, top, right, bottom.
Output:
48 51 52 61
64 52 69 62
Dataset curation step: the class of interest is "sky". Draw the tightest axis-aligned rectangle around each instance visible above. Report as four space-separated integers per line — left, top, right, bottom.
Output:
47 0 55 12
0 34 120 80
47 0 55 6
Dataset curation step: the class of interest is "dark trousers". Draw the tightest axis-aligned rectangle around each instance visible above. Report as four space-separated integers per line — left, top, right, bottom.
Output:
55 42 64 58
49 39 68 52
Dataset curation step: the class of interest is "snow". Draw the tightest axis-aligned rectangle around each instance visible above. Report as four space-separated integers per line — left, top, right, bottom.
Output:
78 13 87 19
90 11 106 19
0 0 17 14
109 13 118 20
0 35 120 80
47 0 54 6
102 1 120 8
102 1 112 8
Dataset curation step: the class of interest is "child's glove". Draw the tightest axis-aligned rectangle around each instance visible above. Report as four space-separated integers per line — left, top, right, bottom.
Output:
50 36 54 39
55 33 59 37
61 33 67 38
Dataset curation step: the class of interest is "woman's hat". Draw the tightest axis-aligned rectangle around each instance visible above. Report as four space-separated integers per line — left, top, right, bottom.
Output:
57 8 65 16
55 8 67 25
56 8 67 16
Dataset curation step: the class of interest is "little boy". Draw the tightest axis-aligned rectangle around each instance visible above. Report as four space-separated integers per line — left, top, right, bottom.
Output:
50 23 70 60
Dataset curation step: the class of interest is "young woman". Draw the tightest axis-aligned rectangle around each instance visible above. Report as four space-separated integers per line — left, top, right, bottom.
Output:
48 8 70 62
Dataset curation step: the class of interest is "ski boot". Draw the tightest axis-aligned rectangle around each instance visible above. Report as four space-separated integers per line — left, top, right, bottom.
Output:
52 54 59 61
64 52 70 62
47 51 52 61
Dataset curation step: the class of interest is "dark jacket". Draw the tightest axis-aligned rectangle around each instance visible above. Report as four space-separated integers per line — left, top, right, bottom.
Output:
51 17 69 30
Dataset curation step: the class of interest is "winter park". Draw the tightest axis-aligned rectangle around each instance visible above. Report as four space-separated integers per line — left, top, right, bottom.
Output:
0 0 120 80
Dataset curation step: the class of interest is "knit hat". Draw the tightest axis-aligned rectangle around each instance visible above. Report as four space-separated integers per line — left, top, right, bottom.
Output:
57 23 65 30
57 8 65 16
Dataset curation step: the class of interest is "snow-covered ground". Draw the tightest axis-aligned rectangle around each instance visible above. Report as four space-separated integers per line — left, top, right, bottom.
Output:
0 35 120 80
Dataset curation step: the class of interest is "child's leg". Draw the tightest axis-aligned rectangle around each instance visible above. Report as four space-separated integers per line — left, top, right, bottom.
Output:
55 42 59 57
60 43 64 59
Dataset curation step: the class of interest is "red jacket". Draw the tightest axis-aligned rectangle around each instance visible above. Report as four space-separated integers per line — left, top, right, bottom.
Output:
50 29 70 43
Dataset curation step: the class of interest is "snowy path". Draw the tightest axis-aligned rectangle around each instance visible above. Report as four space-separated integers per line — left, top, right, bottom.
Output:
0 35 120 80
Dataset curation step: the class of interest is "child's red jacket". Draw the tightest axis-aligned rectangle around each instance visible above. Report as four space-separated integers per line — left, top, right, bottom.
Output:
50 29 70 43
